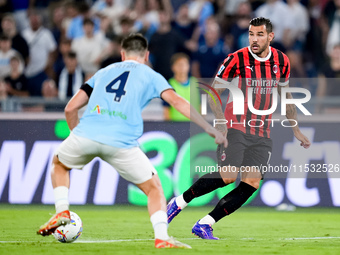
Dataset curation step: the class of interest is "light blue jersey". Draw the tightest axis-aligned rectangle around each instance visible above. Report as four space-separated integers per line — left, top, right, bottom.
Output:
73 60 172 148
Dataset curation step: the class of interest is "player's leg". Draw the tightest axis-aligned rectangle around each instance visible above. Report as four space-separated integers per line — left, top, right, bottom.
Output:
193 137 272 239
104 146 191 248
168 130 245 224
37 133 97 236
136 176 169 240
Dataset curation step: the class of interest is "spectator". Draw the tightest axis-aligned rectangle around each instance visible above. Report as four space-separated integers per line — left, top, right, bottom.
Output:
101 35 122 68
22 11 57 96
316 44 340 113
188 0 214 29
0 34 23 80
0 78 6 100
43 51 84 100
163 53 200 121
172 3 197 40
51 5 66 44
149 10 186 80
191 18 228 78
71 18 110 75
255 0 292 52
91 0 127 35
132 0 173 40
119 17 135 37
1 13 29 64
67 2 101 39
54 38 72 80
326 1 340 56
10 0 29 32
228 2 253 52
57 51 84 100
61 1 79 35
3 55 29 97
286 0 310 77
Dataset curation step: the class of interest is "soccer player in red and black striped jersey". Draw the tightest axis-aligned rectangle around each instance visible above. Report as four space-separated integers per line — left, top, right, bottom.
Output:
167 17 311 239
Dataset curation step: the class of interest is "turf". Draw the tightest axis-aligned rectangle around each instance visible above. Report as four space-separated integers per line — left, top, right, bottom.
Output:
0 205 339 255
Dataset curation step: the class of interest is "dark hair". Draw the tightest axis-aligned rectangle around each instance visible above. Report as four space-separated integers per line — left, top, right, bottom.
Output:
249 17 273 33
121 33 148 55
78 3 90 14
170 53 189 66
120 17 134 26
83 18 94 26
60 38 72 45
10 54 21 62
0 34 10 41
66 51 77 59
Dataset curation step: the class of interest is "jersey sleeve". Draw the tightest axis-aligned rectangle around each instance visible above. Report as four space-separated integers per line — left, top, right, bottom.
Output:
279 55 290 86
85 73 96 88
152 72 173 98
216 54 238 82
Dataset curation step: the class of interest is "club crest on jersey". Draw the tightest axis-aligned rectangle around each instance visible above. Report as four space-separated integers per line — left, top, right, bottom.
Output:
221 151 226 161
273 65 278 74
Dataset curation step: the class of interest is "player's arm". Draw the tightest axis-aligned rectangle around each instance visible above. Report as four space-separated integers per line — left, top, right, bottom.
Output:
278 84 311 149
208 78 227 136
64 89 89 130
161 89 227 147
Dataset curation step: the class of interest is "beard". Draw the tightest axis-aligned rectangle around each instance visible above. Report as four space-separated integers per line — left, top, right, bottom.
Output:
251 40 269 56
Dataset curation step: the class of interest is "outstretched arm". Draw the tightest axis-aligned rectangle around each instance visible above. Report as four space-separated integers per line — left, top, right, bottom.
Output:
278 85 311 149
64 89 89 130
161 89 227 147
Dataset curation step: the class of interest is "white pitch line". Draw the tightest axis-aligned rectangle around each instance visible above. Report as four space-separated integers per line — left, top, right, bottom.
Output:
284 237 340 240
1 237 340 244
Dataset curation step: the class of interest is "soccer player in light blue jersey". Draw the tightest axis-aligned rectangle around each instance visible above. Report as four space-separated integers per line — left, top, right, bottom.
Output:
37 33 227 248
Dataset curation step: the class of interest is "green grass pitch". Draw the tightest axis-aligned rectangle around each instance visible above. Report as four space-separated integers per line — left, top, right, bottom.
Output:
0 205 339 255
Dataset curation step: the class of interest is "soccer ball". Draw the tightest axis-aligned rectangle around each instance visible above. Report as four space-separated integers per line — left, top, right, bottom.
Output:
53 211 83 243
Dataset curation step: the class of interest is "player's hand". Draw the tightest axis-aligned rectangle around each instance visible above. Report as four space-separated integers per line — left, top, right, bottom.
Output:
294 130 311 149
205 126 228 148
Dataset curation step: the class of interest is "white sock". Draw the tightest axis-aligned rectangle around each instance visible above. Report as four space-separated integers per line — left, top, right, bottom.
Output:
54 186 69 213
199 215 216 226
175 194 188 209
150 210 170 240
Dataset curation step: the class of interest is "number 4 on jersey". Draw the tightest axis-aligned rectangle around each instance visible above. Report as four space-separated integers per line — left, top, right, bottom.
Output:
105 71 130 102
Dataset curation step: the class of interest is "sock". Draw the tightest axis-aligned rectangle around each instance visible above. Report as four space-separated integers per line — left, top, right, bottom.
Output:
150 210 169 240
54 186 69 213
183 172 227 203
199 215 216 225
209 182 257 223
175 194 188 209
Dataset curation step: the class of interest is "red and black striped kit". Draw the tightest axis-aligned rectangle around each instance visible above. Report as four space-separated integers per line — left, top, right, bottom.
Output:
216 46 290 138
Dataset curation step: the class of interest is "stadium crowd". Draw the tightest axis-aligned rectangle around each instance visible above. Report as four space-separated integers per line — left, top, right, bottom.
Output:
0 0 339 113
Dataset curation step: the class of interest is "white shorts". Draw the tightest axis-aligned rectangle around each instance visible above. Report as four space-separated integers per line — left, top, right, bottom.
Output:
55 133 157 184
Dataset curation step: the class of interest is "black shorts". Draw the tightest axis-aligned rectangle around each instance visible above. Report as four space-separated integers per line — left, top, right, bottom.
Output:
217 129 272 170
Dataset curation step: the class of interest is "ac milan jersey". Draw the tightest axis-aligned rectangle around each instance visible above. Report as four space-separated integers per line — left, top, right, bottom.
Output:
216 46 290 138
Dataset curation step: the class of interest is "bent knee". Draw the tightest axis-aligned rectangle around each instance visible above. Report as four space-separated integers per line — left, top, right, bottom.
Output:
222 177 237 185
243 179 261 189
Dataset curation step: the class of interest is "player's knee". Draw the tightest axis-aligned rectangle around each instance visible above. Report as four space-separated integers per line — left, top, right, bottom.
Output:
222 177 237 185
138 176 163 196
243 179 261 189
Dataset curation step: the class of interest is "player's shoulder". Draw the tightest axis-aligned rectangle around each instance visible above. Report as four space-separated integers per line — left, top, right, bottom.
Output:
271 47 290 63
224 47 249 61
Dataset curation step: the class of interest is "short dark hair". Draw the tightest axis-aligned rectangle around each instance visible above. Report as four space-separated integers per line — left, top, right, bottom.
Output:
66 51 77 59
121 33 148 55
170 53 189 66
78 2 90 14
83 18 94 26
10 54 21 62
249 17 273 33
0 34 10 41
